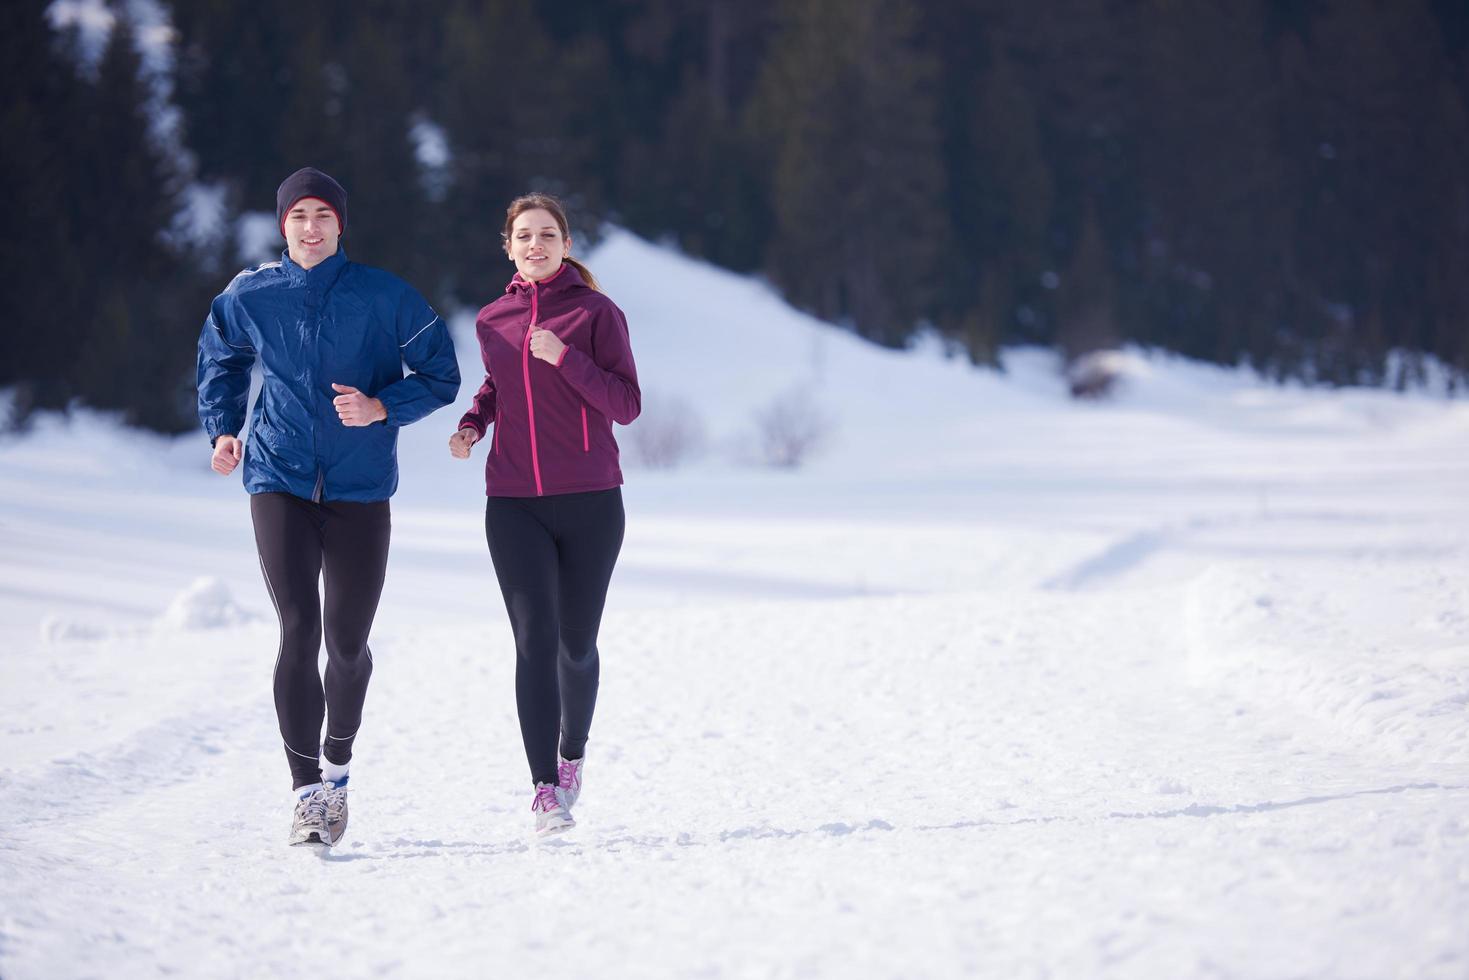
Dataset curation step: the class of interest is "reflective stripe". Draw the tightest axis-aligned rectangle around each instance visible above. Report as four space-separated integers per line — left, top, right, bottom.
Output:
400 314 440 348
211 319 255 352
261 553 318 763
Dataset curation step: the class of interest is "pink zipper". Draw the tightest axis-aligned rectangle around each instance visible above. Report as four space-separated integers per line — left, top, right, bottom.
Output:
523 282 544 495
581 405 589 452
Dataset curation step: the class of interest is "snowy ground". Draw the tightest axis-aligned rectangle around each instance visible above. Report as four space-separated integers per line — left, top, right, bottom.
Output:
2 233 1468 979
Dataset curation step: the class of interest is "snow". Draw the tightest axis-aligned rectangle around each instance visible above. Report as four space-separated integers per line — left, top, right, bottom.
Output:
236 211 282 265
2 231 1468 979
170 181 230 252
48 0 173 72
409 113 451 204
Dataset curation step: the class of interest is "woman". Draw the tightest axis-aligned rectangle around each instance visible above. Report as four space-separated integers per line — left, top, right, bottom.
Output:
198 167 460 847
450 193 640 835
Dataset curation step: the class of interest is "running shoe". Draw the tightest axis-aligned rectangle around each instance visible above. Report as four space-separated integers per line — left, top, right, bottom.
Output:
322 777 349 846
288 786 330 846
531 781 574 835
556 753 584 810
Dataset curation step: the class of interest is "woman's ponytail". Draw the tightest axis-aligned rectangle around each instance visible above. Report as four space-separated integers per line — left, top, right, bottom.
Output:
563 256 601 292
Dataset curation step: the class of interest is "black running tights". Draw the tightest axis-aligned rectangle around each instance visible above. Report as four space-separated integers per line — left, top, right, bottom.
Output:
251 492 391 788
484 488 625 786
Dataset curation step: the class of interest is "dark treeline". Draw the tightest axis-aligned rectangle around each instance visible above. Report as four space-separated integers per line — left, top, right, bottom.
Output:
4 0 1468 431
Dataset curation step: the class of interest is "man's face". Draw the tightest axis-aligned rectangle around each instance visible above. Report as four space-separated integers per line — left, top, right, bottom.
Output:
283 198 341 270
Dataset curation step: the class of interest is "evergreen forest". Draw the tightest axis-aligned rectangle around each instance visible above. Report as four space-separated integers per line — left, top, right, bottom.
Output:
4 0 1468 431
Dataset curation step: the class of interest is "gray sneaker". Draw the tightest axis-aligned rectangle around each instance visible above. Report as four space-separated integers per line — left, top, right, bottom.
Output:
532 781 574 835
323 780 349 845
289 787 330 846
556 754 583 810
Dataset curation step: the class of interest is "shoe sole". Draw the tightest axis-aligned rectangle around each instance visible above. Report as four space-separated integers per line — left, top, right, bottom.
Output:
536 816 575 837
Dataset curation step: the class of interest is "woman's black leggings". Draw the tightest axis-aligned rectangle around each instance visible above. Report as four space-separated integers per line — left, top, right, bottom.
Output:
251 492 391 788
485 488 625 787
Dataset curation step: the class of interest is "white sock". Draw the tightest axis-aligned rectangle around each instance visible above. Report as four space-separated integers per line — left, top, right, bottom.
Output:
321 759 350 786
295 781 323 802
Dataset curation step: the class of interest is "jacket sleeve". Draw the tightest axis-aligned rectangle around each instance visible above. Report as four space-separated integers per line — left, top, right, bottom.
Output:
554 300 641 425
196 293 256 445
458 373 496 438
376 287 461 428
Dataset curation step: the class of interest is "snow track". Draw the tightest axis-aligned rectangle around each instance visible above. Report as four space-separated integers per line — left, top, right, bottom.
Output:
4 579 1466 978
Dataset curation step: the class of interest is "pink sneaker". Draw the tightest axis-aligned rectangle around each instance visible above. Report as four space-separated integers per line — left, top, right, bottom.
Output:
531 781 574 835
557 754 584 810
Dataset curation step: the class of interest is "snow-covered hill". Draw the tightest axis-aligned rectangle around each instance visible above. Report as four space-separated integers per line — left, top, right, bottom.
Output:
1 230 1467 979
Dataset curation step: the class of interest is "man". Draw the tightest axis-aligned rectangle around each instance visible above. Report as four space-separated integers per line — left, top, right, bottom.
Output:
197 167 459 846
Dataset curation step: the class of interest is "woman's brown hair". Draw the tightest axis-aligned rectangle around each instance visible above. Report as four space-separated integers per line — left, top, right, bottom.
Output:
502 193 601 292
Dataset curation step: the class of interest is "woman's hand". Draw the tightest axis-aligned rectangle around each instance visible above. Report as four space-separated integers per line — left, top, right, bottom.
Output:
331 383 388 426
449 427 480 459
211 434 242 475
529 328 566 364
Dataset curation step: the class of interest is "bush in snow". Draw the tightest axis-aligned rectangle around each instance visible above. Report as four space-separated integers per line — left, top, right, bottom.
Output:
629 391 706 469
754 387 832 468
1066 348 1140 400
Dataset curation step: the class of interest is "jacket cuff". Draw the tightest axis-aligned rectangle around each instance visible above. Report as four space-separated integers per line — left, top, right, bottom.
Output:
204 419 238 446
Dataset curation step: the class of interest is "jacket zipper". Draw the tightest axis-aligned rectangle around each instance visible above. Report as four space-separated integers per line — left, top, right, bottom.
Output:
307 291 325 503
523 282 544 495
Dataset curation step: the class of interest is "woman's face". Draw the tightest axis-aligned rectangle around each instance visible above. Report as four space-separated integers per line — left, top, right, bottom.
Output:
507 208 570 282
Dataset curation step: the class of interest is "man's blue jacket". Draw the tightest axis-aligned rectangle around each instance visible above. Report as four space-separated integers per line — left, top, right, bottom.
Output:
197 248 460 502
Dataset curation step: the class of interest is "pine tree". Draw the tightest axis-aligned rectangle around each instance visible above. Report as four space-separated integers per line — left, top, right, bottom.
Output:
1281 0 1458 383
172 0 300 215
0 1 86 417
966 45 1055 353
1135 0 1287 368
748 0 949 346
431 0 614 305
1057 200 1117 363
608 1 774 272
70 12 198 429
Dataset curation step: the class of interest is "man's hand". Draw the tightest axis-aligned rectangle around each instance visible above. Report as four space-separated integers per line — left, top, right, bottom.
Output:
332 383 387 426
211 434 242 475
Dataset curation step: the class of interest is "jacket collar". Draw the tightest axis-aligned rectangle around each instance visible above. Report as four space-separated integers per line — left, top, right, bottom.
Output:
280 246 348 287
505 262 582 296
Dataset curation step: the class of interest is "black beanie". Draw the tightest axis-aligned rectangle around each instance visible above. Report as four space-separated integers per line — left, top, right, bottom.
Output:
276 167 347 236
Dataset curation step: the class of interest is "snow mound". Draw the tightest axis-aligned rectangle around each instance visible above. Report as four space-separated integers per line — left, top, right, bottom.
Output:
156 577 258 631
1184 563 1469 764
